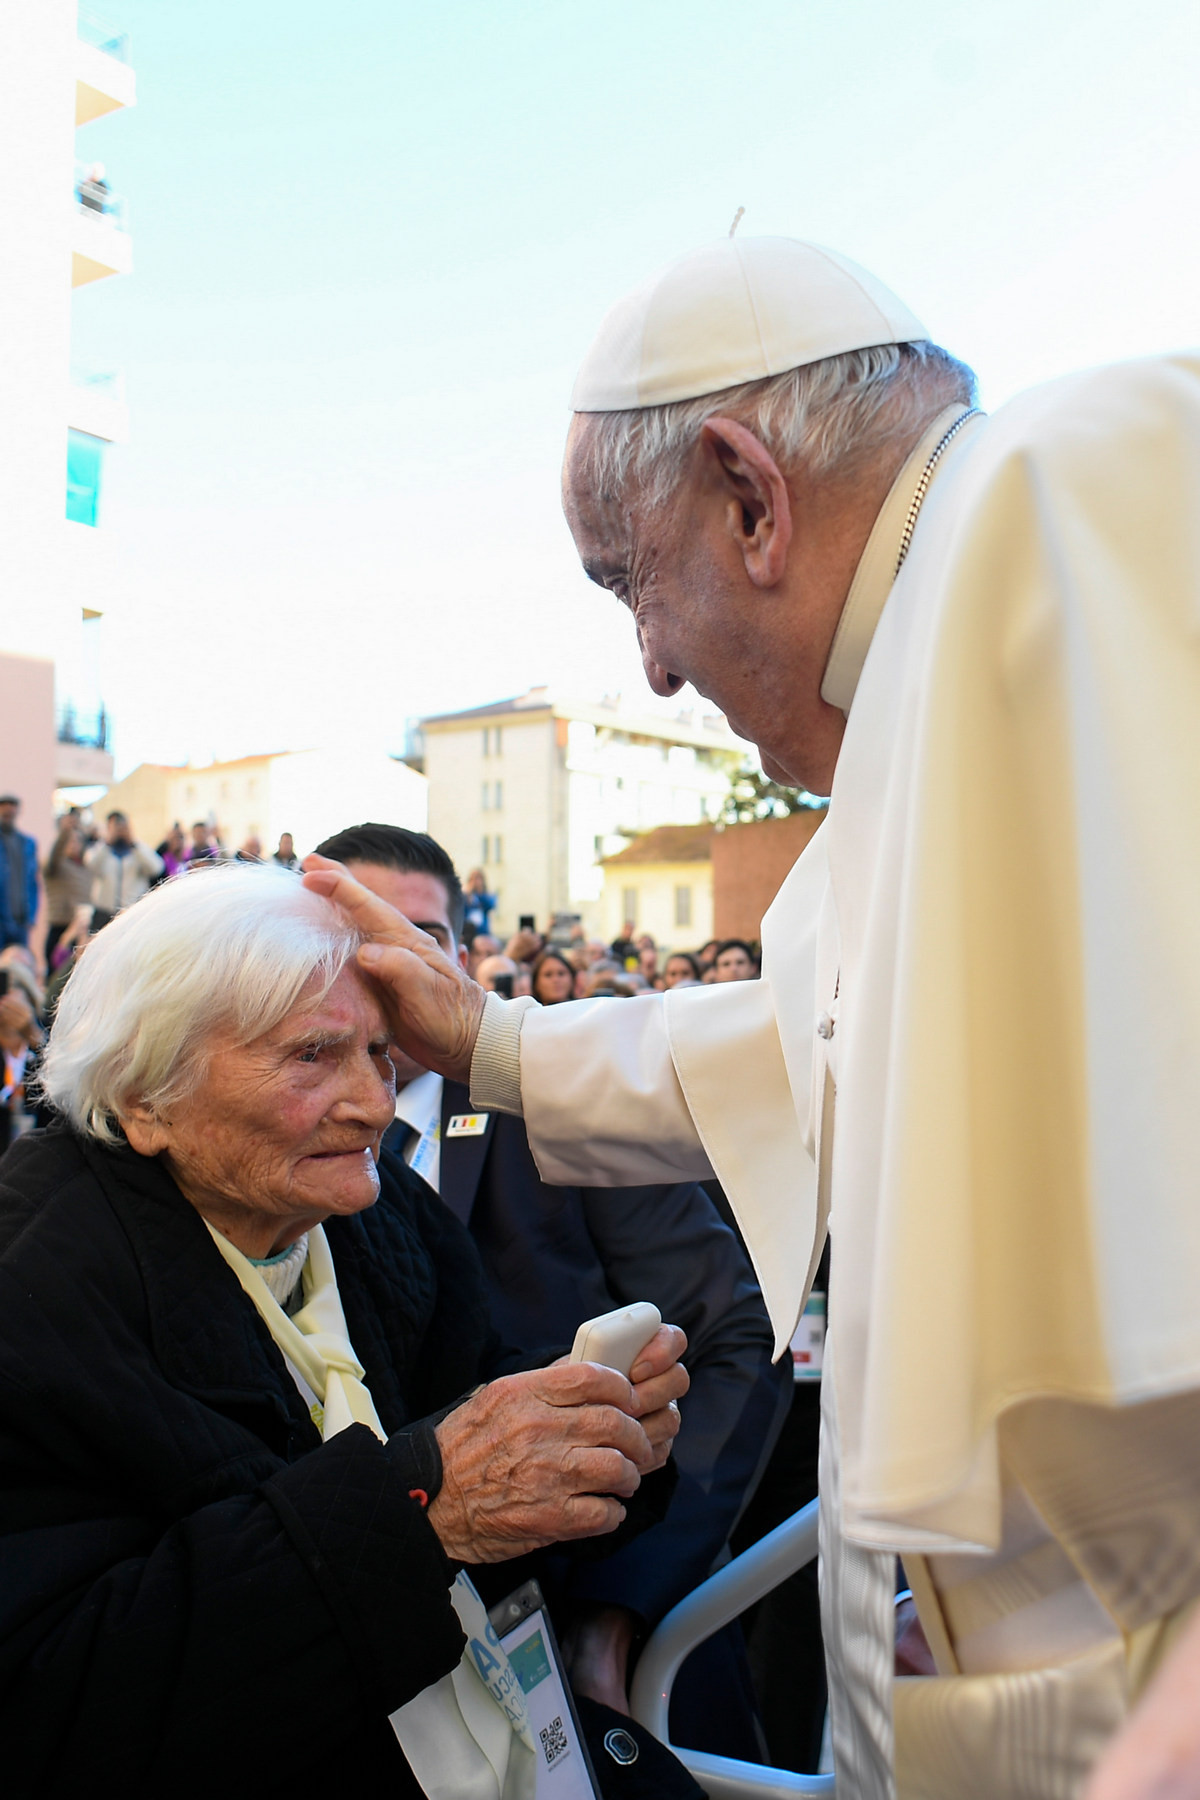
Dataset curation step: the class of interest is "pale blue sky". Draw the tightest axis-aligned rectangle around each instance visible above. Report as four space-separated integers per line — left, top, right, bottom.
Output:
74 0 1200 777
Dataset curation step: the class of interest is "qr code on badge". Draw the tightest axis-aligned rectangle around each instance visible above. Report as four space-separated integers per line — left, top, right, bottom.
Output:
539 1714 569 1767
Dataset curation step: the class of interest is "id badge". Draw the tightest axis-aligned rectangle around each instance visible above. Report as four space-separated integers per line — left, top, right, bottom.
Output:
489 1581 601 1797
790 1289 826 1381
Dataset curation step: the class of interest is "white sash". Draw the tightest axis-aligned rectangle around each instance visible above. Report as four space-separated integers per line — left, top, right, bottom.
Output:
207 1223 536 1800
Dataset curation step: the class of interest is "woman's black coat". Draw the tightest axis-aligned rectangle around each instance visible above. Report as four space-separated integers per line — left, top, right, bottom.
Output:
0 1127 667 1797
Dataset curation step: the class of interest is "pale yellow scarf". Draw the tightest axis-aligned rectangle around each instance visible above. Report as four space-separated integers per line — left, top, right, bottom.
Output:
206 1222 536 1800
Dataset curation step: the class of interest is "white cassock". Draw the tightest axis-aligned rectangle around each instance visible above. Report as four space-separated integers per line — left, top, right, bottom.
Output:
471 354 1200 1799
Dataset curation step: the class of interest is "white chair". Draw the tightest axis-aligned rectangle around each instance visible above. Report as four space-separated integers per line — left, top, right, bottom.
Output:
629 1498 835 1798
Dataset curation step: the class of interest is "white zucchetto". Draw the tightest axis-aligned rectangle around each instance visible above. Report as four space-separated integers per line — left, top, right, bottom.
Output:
571 235 929 412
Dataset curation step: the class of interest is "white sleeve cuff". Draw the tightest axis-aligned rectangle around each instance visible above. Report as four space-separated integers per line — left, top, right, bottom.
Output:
468 991 537 1116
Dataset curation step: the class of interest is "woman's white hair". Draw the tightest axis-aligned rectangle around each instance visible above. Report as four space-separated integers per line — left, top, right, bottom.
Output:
40 861 364 1144
574 341 978 510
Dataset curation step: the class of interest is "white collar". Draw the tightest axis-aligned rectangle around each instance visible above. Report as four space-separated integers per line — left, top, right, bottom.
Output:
394 1066 444 1136
821 404 986 713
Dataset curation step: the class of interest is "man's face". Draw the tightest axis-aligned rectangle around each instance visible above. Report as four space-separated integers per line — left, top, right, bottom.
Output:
663 955 696 989
715 945 756 982
107 815 130 845
0 803 17 830
343 862 466 1086
563 415 849 791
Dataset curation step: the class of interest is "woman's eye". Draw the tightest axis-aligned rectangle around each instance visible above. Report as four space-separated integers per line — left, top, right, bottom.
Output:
297 1046 321 1065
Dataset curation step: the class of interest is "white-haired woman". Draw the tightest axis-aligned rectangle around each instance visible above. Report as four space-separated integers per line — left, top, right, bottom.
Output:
0 862 687 1799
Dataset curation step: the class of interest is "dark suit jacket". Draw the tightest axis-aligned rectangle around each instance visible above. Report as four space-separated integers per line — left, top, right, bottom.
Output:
385 1082 790 1627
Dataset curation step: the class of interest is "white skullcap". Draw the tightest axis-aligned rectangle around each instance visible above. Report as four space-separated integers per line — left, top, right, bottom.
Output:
571 236 928 412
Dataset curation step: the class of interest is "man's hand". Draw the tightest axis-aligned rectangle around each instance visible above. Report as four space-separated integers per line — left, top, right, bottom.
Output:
1084 1603 1200 1800
430 1363 654 1563
302 854 485 1083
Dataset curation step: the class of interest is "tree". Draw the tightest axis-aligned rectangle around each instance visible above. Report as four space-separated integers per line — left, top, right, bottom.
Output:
721 760 828 824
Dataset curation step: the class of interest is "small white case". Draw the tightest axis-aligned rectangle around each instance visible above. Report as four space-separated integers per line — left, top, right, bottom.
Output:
568 1302 662 1377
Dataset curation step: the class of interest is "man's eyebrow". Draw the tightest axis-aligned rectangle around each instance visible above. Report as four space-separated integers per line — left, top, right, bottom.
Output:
413 919 451 939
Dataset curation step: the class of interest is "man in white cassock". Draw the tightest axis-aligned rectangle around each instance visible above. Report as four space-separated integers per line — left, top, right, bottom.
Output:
306 237 1200 1800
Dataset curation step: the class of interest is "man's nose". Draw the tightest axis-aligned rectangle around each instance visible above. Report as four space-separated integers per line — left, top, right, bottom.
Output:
641 644 685 697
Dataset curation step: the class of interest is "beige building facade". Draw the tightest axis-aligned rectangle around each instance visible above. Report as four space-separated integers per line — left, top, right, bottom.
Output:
100 748 427 857
599 824 715 952
418 688 745 938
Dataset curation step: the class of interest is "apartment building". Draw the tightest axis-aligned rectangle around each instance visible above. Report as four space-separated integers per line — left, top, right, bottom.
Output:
417 687 745 937
0 4 134 853
100 748 428 857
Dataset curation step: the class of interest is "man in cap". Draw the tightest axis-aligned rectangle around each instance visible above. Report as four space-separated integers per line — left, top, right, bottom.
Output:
306 237 1200 1799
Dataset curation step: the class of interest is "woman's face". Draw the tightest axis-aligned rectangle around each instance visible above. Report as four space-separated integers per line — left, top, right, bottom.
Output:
663 956 696 988
124 964 396 1256
534 957 574 1004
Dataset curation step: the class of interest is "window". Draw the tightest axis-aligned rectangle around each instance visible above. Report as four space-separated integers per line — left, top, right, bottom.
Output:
481 781 490 811
674 885 693 928
493 780 503 810
494 726 502 756
622 887 638 925
482 835 490 865
494 834 503 864
482 728 490 757
66 429 104 527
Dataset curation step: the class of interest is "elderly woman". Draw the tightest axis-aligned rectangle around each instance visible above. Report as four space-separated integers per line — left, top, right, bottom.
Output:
0 863 687 1798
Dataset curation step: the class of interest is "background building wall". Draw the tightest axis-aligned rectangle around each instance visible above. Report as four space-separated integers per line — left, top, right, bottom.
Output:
424 711 556 937
711 811 827 942
601 858 714 950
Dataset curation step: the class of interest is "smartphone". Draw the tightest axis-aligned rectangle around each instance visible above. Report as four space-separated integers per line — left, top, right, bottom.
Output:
492 973 514 999
0 971 8 998
569 1301 661 1377
519 914 536 933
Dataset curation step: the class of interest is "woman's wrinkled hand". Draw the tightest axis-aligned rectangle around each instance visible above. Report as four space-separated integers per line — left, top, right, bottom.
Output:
430 1362 654 1563
302 854 486 1084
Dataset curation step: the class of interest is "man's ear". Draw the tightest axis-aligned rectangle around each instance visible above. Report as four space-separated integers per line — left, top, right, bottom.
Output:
457 943 469 972
120 1103 172 1157
700 416 792 587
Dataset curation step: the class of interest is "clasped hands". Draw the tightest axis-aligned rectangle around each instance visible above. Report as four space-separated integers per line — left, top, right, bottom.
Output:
430 1326 689 1562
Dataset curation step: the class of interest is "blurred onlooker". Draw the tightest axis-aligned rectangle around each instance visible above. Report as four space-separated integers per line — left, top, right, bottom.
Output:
713 939 759 982
272 832 298 869
154 824 187 882
42 817 92 961
697 938 720 975
663 951 702 989
636 940 660 986
466 932 500 980
83 812 162 932
531 948 575 1005
235 835 263 863
0 797 40 953
185 821 221 866
461 867 497 942
610 920 637 965
504 927 542 968
0 982 42 1154
475 953 520 995
584 964 640 1000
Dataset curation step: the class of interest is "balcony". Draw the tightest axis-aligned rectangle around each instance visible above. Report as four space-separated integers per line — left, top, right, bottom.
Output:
76 10 136 125
56 702 114 788
68 368 128 444
72 166 132 287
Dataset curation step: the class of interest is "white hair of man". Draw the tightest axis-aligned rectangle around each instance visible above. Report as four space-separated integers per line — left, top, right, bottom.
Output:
41 861 364 1145
574 341 978 510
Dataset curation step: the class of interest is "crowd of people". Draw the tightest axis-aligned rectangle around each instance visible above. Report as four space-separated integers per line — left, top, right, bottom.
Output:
467 911 762 1007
